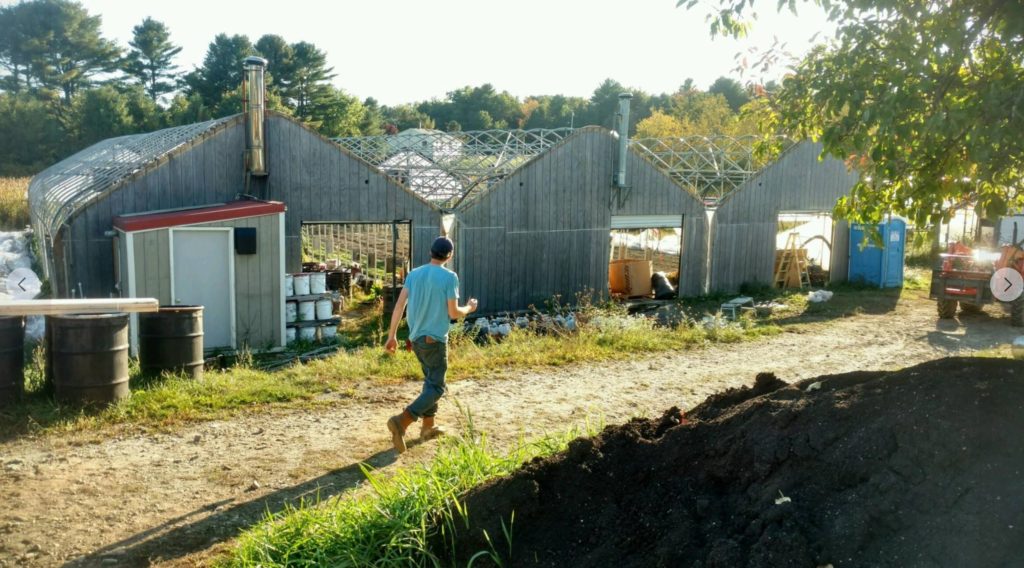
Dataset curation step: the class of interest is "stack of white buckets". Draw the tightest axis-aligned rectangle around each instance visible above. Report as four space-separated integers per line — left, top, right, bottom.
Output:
284 272 338 343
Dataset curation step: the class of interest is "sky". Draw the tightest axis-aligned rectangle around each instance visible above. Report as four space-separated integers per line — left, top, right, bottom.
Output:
66 0 835 106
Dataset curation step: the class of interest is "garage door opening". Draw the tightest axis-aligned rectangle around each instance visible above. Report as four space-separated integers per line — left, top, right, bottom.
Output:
776 212 833 287
609 215 683 298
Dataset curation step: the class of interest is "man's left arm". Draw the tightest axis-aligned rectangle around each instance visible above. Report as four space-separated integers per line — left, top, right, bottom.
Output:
447 273 477 319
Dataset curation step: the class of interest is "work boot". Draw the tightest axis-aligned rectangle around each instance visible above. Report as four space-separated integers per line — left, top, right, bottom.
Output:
420 425 447 442
387 415 407 454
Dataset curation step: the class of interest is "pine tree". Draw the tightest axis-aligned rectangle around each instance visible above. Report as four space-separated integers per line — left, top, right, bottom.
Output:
124 17 182 101
183 34 254 111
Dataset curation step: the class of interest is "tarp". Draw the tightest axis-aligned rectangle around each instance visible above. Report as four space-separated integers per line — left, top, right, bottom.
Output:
610 228 682 255
0 230 44 339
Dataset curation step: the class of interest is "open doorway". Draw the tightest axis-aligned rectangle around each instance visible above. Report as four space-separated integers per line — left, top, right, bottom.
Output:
301 221 412 301
609 215 683 298
776 212 834 287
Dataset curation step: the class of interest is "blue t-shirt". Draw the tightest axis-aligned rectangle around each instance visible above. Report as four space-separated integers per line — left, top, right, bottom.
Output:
404 264 459 341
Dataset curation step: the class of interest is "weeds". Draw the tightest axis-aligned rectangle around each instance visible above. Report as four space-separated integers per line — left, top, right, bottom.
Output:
7 279 926 437
0 177 31 230
224 406 601 567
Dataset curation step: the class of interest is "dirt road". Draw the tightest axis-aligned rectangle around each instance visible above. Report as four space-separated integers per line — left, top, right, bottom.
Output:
0 296 1016 567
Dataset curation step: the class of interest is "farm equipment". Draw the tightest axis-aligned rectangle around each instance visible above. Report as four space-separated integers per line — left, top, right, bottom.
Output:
930 240 1024 326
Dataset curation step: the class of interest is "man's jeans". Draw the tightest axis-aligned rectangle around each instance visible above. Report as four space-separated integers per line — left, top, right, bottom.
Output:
406 336 448 419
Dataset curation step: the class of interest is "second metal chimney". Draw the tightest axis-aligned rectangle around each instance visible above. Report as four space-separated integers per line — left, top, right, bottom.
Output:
616 92 632 187
243 56 268 176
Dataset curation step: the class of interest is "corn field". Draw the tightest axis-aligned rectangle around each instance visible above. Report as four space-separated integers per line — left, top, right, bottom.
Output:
0 177 31 231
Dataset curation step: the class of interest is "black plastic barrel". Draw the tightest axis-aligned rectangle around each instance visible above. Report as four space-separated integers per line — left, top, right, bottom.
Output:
138 306 204 379
0 316 25 405
49 313 130 405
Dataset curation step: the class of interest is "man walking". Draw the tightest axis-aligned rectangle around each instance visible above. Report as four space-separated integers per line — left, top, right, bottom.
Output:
385 236 477 454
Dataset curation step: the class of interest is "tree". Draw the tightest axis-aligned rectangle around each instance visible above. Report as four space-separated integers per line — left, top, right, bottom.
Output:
684 0 1024 225
73 85 134 146
122 85 162 131
317 88 366 137
635 110 686 139
666 89 734 133
0 93 63 175
707 76 750 112
165 92 213 126
521 95 589 129
585 78 627 129
254 34 293 98
418 84 522 131
124 17 182 101
0 4 38 92
0 0 121 103
183 34 254 111
285 41 336 124
359 97 385 136
383 104 435 131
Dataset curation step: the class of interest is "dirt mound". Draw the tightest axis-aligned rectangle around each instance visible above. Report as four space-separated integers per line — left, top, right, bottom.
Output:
449 357 1024 567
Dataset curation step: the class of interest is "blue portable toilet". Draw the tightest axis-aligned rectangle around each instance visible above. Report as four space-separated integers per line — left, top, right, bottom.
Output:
848 218 907 288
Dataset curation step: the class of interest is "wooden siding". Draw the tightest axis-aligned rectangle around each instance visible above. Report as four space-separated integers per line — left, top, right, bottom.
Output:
63 116 247 298
131 229 172 304
264 115 441 272
453 128 615 313
123 213 283 349
57 113 441 299
616 147 708 296
453 128 711 313
709 142 859 292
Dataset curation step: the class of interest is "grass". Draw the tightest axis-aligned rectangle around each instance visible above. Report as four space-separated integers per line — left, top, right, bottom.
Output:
3 269 934 438
1 297 785 437
223 408 602 567
0 177 31 230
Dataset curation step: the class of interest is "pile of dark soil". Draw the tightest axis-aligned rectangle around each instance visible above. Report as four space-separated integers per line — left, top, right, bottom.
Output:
449 357 1024 567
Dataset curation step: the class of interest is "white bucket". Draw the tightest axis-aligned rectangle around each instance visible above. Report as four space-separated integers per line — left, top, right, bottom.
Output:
299 326 317 342
320 325 338 339
286 327 296 343
285 274 294 297
310 272 327 295
298 300 316 321
293 273 311 296
315 298 333 320
285 301 298 323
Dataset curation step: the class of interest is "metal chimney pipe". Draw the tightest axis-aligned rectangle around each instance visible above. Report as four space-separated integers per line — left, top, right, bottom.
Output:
616 92 632 187
243 56 268 176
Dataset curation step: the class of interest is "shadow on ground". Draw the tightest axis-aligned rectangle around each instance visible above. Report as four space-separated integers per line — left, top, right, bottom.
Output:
62 449 400 567
924 308 1021 353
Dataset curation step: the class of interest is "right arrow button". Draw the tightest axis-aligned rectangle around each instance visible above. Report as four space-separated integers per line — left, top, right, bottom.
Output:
991 268 1024 302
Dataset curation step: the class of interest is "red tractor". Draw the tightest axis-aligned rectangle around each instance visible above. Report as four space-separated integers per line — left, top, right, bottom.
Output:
930 241 1024 325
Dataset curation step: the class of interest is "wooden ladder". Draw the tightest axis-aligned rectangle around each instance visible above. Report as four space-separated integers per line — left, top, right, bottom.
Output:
774 233 811 288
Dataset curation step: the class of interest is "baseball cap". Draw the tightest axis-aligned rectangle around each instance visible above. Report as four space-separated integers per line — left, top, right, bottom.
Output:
430 236 454 259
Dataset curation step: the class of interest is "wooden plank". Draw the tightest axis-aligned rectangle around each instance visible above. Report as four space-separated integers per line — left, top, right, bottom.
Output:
0 298 159 316
157 230 171 303
260 215 276 345
143 231 159 301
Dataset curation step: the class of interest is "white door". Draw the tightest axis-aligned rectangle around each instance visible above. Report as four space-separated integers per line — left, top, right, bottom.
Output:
171 229 234 349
